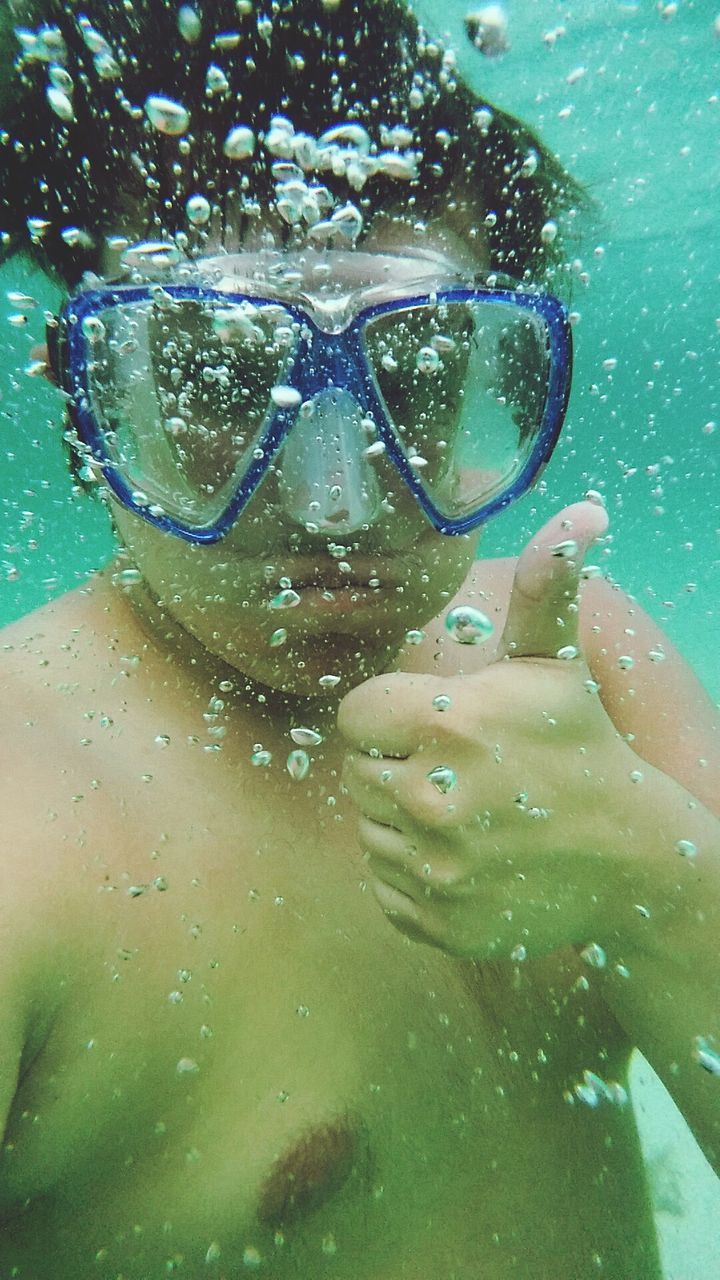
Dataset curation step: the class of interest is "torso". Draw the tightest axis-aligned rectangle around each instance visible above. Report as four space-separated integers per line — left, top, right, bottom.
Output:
0 562 662 1278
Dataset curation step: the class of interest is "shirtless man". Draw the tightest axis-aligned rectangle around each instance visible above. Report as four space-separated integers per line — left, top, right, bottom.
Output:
0 1 718 1276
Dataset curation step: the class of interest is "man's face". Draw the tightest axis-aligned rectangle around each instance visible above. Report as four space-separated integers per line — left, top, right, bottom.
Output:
106 216 487 696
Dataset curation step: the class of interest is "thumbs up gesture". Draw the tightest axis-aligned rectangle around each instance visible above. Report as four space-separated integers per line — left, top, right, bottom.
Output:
339 501 636 960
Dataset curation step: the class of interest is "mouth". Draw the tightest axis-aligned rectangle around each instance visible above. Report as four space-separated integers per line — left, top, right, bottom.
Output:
274 559 405 592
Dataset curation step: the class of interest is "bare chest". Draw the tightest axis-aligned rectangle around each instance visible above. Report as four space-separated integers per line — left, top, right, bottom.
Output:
0 763 659 1279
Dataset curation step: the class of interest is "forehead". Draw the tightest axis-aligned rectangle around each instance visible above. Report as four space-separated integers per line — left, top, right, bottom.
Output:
100 204 487 283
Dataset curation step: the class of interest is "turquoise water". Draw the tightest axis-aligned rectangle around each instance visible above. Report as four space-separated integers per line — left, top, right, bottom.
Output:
1 2 718 1275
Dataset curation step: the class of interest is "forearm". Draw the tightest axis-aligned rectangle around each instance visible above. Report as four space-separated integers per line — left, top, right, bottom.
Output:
591 766 720 1172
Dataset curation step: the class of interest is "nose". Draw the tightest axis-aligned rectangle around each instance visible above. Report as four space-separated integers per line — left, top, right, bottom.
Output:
273 388 383 536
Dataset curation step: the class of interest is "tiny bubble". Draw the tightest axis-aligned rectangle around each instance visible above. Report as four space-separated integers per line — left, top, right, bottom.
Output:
580 942 606 969
692 1035 720 1076
675 839 697 858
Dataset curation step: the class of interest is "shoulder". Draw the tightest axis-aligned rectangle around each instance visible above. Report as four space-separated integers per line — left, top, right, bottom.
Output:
0 590 117 1088
578 575 720 814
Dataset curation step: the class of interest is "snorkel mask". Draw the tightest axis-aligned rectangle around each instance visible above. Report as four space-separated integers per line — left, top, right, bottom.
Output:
49 246 572 541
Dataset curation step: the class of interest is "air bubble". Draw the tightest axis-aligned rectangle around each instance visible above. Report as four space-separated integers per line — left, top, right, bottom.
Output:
675 839 697 858
145 94 190 137
431 333 456 354
121 241 183 273
375 151 419 181
47 87 74 122
270 589 300 610
251 749 272 767
580 942 606 969
206 64 230 95
184 193 210 226
427 765 457 794
432 695 452 711
330 202 364 243
445 606 494 645
224 126 256 160
81 315 106 344
287 750 310 781
94 51 121 79
178 5 202 41
521 149 539 177
693 1036 720 1075
48 65 73 94
364 441 386 459
290 727 323 747
474 107 494 133
270 385 302 409
416 346 441 374
465 5 511 57
404 629 425 646
319 674 341 688
78 16 109 54
550 539 578 558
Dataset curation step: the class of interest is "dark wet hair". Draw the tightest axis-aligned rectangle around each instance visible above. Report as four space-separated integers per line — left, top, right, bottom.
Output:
0 0 585 291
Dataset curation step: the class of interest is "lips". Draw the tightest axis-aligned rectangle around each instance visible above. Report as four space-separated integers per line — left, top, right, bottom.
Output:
290 576 385 591
275 560 401 591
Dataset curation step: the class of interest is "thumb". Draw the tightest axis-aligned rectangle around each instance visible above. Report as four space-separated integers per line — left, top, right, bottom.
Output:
500 500 609 660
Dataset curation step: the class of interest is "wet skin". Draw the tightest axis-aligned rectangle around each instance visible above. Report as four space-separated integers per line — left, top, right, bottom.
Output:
0 561 665 1280
0 225 683 1276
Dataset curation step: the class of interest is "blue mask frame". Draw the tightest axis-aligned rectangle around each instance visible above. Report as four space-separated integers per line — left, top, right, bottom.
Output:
50 278 572 543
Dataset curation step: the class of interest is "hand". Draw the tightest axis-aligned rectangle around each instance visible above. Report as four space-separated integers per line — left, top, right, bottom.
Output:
338 501 638 960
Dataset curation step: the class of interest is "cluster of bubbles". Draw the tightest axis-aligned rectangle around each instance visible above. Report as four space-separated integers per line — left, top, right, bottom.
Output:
13 3 435 263
17 15 122 127
568 1069 628 1109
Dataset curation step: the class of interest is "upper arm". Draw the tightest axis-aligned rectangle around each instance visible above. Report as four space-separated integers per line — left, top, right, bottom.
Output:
580 577 720 816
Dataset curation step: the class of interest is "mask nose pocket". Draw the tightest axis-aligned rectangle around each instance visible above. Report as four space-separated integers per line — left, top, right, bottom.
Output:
275 388 382 534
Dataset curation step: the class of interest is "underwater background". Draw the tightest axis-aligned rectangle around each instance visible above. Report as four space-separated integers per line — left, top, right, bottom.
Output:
0 1 718 1274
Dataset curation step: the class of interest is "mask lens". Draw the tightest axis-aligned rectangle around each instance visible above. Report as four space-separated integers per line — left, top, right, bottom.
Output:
362 297 552 518
80 293 300 525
